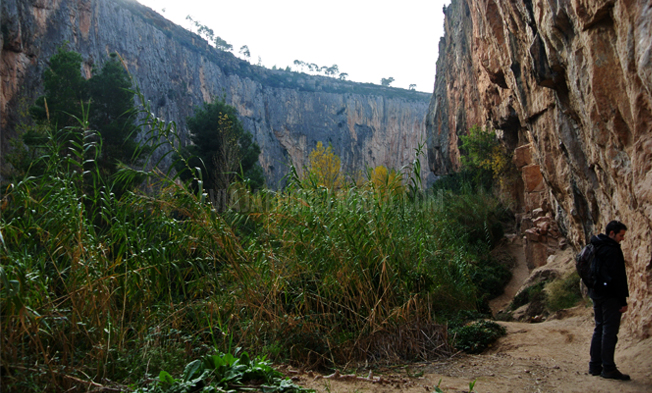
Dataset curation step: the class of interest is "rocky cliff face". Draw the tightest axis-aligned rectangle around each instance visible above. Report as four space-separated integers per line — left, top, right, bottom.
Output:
1 0 430 187
428 0 652 338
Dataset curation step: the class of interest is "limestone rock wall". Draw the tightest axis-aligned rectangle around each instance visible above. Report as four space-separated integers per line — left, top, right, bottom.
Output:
1 0 430 188
428 0 652 338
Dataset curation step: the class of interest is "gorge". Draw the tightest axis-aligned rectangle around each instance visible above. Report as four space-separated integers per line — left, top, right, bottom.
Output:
2 1 652 391
2 0 651 349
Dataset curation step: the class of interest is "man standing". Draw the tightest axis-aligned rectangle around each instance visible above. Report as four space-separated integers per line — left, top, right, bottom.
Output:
588 220 630 380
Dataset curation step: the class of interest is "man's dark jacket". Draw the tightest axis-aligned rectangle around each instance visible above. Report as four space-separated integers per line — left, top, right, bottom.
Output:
588 234 629 307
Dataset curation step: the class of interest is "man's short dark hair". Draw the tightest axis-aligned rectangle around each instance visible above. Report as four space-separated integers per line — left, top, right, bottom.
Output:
606 220 627 236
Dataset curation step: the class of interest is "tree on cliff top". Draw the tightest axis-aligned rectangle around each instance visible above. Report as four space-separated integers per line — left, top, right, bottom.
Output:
381 77 395 87
186 15 233 52
239 45 251 59
293 60 344 78
179 100 264 191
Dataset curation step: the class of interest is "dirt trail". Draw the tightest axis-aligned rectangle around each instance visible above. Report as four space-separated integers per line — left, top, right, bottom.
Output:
293 237 652 392
296 308 652 392
489 237 530 314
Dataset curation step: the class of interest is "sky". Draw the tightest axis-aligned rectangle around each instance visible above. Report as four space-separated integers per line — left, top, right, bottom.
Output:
136 0 451 93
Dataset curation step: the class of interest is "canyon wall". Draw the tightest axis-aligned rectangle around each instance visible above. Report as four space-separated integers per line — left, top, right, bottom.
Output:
1 0 431 187
427 0 652 338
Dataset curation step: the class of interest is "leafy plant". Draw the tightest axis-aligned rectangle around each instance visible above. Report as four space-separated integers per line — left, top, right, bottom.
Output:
473 255 512 305
457 125 519 206
134 350 313 392
30 43 88 129
434 378 478 393
459 126 501 175
510 281 547 310
29 46 141 181
449 320 506 354
1 64 511 391
545 271 583 312
368 165 404 198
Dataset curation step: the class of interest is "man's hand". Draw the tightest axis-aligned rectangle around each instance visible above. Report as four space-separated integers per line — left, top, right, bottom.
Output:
619 305 628 313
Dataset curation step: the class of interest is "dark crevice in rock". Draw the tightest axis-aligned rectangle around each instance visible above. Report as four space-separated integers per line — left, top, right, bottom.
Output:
582 1 616 31
571 179 595 243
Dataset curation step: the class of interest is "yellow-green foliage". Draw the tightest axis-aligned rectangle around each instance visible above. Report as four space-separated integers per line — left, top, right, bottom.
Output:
305 141 343 190
457 125 518 207
545 271 584 312
369 165 404 197
459 125 511 180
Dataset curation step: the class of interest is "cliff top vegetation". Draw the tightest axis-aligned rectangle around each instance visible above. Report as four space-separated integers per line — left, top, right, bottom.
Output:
116 0 430 102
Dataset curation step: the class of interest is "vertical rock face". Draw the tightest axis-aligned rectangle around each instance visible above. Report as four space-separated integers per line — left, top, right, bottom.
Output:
0 0 430 187
428 0 652 338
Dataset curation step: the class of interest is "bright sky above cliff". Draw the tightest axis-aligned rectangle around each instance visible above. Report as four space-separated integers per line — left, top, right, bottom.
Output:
136 0 450 93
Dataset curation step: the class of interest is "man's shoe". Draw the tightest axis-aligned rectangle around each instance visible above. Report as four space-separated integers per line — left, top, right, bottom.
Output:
589 367 602 376
600 369 631 381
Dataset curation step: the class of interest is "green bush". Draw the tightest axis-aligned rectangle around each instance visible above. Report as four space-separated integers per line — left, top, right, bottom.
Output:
431 168 493 194
545 271 583 312
473 257 512 301
434 125 518 207
510 281 547 310
508 273 583 315
449 320 506 354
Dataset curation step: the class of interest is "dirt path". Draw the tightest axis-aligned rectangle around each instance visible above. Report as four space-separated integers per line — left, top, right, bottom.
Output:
291 237 652 392
294 306 652 392
489 236 530 314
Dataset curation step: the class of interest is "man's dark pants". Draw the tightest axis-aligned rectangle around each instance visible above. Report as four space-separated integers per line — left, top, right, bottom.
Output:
590 297 622 372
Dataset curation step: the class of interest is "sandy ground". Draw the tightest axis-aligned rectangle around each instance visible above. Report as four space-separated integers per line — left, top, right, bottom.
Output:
288 238 652 392
292 307 652 392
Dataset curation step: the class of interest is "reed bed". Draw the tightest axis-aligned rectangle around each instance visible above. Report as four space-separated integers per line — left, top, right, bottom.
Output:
0 101 508 391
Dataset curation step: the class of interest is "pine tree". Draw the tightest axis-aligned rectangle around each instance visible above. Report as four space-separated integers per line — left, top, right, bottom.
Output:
88 53 138 172
29 46 141 183
30 44 88 129
180 100 264 191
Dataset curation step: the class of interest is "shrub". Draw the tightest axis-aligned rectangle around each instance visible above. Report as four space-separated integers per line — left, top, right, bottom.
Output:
305 141 343 190
178 99 263 191
133 350 313 392
510 281 547 310
545 271 583 312
473 257 512 301
431 169 493 194
437 125 519 206
449 320 506 354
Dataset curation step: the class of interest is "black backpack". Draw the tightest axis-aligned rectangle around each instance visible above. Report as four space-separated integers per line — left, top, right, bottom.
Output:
575 243 601 289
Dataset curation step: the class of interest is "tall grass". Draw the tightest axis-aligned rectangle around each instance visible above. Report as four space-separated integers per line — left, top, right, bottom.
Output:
221 186 482 366
1 90 508 391
1 97 241 390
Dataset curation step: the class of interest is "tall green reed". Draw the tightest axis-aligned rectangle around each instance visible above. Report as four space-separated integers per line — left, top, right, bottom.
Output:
1 70 509 391
215 145 504 367
0 84 243 391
